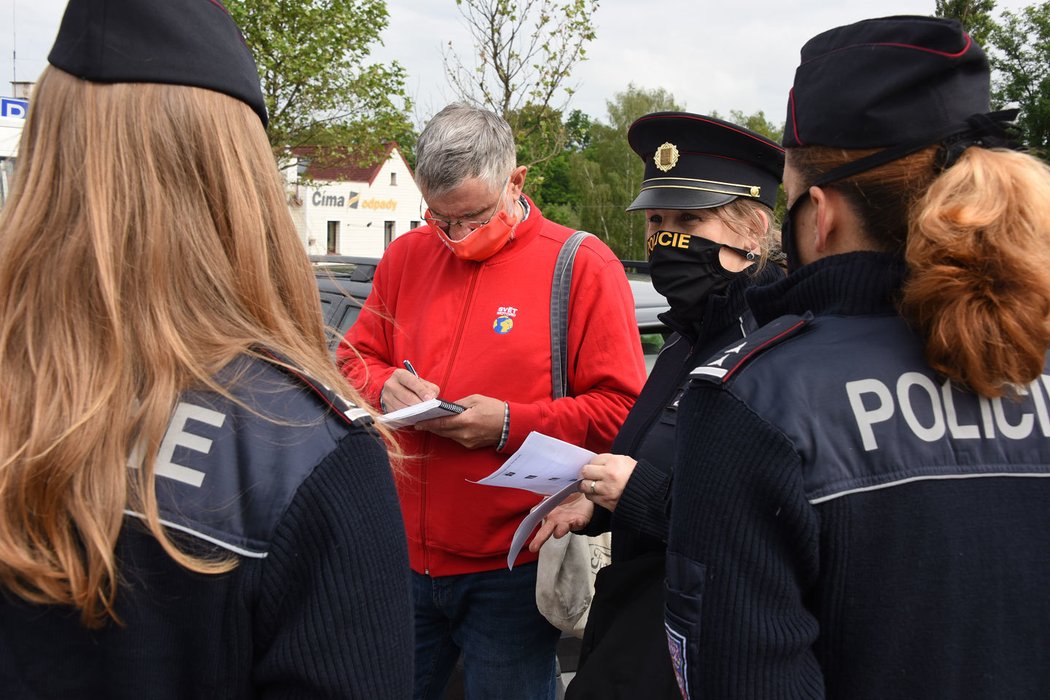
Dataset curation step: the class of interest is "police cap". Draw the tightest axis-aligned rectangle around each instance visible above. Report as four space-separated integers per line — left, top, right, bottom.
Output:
48 0 268 126
784 15 989 149
626 112 783 212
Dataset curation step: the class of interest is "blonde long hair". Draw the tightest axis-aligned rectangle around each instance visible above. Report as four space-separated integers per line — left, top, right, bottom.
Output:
791 144 1050 397
713 198 780 271
0 67 385 626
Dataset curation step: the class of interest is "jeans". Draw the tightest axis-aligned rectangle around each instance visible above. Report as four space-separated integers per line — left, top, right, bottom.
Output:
412 562 560 700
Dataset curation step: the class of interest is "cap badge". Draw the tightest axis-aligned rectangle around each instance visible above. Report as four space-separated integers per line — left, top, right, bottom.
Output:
654 142 680 172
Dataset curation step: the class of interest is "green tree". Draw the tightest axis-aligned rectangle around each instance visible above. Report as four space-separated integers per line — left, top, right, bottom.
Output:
935 0 999 46
603 85 679 133
989 2 1050 156
514 107 571 205
718 110 783 143
520 109 591 229
444 0 599 161
571 85 682 259
227 0 413 163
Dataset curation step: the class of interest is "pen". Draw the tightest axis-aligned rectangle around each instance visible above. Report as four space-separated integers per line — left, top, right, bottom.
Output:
403 359 419 377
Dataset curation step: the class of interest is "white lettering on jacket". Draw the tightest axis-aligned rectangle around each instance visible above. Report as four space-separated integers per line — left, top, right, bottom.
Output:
154 402 227 487
846 375 1050 452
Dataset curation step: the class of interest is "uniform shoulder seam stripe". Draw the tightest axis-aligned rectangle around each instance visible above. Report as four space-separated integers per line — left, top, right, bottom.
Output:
124 509 269 558
810 471 1050 505
722 316 809 383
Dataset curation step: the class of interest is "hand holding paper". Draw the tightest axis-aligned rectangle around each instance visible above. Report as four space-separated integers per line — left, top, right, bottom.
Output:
377 398 466 429
471 431 596 568
416 394 506 450
473 431 594 496
528 492 594 553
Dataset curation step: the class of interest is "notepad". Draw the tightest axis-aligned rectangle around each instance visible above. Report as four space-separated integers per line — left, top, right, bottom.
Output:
377 398 467 429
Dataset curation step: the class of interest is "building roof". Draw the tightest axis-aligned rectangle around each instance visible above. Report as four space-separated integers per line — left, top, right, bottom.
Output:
290 142 414 185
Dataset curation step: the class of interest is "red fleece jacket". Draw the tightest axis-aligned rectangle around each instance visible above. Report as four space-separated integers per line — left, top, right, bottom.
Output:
340 198 645 575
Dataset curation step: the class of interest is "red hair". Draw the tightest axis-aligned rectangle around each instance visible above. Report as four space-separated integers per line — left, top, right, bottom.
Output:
791 145 1050 397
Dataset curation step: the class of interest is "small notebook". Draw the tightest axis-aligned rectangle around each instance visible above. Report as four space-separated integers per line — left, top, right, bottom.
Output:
377 398 467 429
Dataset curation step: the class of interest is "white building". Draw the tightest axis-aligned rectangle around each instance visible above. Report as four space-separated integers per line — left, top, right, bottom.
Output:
0 96 424 253
1 84 31 209
281 143 423 258
0 114 26 209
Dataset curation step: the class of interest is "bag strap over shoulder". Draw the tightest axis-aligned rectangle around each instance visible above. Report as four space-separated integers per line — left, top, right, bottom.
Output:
551 231 595 400
539 231 607 641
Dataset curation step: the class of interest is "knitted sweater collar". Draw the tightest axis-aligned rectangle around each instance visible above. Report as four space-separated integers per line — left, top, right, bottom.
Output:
746 251 907 326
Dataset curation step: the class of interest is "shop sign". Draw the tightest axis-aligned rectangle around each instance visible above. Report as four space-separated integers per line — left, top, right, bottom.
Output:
0 98 28 119
361 198 397 211
311 189 397 211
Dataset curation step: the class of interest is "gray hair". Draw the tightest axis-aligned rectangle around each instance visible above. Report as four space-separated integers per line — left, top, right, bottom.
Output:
415 103 517 198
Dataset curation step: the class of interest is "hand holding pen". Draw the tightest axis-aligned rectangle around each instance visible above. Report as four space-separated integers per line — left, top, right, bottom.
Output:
396 359 504 447
380 358 440 410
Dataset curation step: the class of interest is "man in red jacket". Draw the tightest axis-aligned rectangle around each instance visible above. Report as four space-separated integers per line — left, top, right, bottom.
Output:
340 103 645 699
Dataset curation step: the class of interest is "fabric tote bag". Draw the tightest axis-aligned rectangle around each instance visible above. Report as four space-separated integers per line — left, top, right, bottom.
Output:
535 231 613 638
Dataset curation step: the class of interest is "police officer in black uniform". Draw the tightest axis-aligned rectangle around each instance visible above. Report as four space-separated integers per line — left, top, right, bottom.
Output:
531 113 783 698
665 15 1050 699
0 1 413 697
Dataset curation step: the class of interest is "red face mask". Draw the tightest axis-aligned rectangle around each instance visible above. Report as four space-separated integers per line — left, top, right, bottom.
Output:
427 205 520 262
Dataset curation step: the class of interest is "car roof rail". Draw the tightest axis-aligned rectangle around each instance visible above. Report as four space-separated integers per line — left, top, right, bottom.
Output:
309 254 378 282
620 259 651 276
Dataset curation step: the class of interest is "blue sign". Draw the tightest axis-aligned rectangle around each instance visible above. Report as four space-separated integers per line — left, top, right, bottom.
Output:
1 98 29 119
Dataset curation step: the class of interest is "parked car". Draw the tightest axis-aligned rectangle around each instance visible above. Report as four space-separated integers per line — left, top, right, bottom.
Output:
311 255 377 353
621 260 671 373
312 255 670 370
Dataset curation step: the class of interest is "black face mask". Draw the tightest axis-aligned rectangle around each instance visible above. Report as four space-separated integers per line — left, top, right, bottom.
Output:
647 230 754 334
780 191 809 274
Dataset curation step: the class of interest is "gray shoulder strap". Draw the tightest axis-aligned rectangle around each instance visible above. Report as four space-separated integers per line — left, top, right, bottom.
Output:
551 231 595 400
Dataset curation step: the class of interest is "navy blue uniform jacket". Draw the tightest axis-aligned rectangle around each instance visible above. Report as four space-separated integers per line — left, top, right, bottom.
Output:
569 265 781 700
666 252 1050 699
0 356 413 699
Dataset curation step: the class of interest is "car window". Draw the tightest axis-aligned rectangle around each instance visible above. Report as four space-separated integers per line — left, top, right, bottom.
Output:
318 287 367 354
333 300 363 337
640 331 668 374
623 262 670 376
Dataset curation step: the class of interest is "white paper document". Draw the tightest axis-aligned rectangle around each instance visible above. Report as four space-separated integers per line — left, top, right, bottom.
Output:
471 431 596 568
505 480 582 569
473 431 595 495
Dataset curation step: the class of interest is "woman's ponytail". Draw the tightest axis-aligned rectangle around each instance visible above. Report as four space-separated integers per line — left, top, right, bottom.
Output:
902 148 1050 396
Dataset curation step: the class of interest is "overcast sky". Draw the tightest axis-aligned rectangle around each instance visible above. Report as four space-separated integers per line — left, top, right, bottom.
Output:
0 0 1036 128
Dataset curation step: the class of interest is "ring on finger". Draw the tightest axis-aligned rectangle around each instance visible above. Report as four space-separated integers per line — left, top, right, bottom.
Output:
589 479 597 495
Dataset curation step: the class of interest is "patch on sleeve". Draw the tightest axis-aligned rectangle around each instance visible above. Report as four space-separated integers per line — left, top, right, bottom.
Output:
690 312 812 384
665 621 690 700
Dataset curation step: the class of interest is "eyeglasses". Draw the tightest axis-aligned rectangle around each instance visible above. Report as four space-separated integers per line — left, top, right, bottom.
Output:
422 178 509 234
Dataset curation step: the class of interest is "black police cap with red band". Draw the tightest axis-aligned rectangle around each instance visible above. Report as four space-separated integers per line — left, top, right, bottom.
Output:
626 112 784 212
48 0 267 127
784 15 989 150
